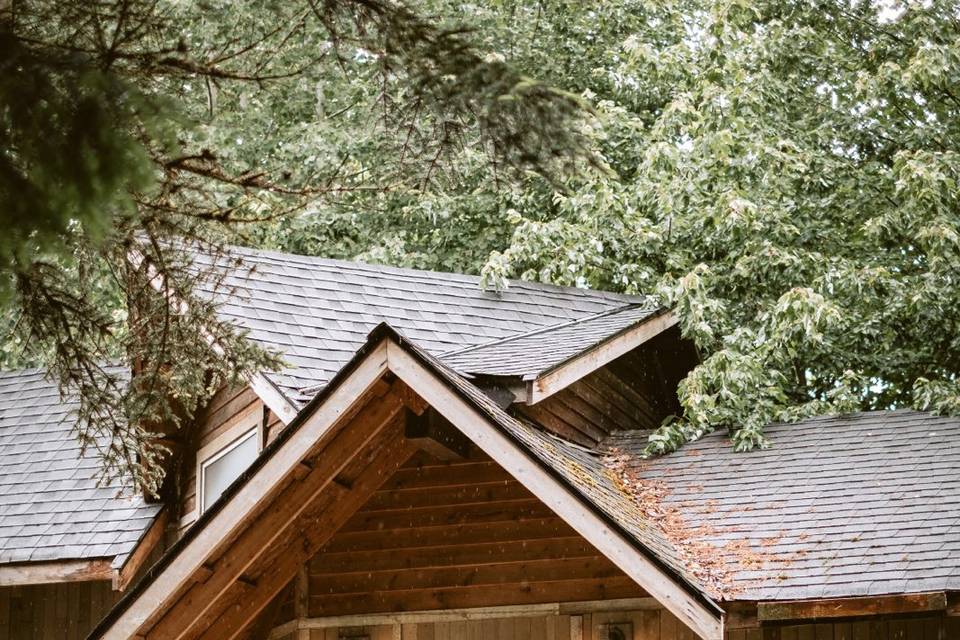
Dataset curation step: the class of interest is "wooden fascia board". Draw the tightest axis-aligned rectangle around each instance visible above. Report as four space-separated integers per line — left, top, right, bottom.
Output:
113 508 170 592
96 340 389 640
386 341 724 640
128 248 299 425
526 311 679 404
757 592 949 623
0 558 114 587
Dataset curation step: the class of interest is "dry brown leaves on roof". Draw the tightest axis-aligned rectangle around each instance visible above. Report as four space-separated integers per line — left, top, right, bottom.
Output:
603 449 740 599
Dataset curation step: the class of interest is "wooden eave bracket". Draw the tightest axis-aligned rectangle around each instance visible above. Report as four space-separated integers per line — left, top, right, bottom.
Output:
404 408 473 461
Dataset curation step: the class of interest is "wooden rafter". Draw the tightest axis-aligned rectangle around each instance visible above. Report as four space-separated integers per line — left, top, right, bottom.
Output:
143 396 409 639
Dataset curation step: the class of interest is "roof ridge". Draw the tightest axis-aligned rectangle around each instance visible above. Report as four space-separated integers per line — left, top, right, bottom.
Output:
219 242 645 303
439 301 651 359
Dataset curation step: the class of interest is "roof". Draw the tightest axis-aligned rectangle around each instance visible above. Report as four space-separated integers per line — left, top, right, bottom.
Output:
194 245 647 404
602 410 960 601
441 304 660 378
90 324 723 640
0 368 162 566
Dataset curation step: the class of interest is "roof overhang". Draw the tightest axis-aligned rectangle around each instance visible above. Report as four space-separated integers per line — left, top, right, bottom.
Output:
525 310 679 404
91 324 722 640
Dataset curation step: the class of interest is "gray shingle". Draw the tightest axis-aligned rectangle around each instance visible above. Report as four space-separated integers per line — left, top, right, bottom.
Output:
197 245 646 404
0 368 162 565
602 410 960 601
441 304 660 378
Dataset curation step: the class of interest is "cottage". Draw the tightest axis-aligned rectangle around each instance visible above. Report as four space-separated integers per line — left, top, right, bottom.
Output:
0 245 957 640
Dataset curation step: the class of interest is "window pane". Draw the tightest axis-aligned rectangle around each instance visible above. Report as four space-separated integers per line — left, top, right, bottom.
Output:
201 430 258 512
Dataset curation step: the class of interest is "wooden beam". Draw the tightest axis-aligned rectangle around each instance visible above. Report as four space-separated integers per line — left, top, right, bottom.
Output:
97 339 390 640
527 311 678 404
757 592 949 622
385 341 724 640
293 566 310 640
309 575 645 616
0 558 114 586
268 597 660 637
404 409 473 461
194 430 418 640
144 393 405 640
114 509 170 592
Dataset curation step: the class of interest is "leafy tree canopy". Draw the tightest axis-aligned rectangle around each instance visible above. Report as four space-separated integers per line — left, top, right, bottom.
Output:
273 0 960 453
4 0 960 487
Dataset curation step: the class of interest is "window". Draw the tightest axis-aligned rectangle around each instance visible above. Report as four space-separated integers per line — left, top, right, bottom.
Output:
199 426 259 513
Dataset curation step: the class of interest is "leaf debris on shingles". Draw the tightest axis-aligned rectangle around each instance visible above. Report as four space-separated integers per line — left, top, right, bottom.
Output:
602 448 739 599
602 449 805 599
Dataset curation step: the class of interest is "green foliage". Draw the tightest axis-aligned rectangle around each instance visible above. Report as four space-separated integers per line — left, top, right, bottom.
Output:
0 0 592 493
488 0 960 452
277 0 960 452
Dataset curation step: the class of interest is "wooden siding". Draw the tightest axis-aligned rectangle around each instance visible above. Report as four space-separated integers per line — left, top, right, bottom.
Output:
0 581 117 640
518 327 697 446
304 449 647 618
177 384 283 529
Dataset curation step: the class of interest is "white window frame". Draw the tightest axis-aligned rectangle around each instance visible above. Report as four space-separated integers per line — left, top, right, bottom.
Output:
194 407 264 517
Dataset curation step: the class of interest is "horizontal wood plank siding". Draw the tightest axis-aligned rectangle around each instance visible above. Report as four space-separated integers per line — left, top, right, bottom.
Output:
518 328 696 445
306 451 647 618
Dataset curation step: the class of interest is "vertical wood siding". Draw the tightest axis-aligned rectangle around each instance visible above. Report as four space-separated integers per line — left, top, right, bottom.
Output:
0 581 117 640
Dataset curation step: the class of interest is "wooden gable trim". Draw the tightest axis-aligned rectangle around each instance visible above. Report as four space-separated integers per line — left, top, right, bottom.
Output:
385 341 723 640
0 558 114 587
113 509 170 592
526 311 679 404
95 340 389 639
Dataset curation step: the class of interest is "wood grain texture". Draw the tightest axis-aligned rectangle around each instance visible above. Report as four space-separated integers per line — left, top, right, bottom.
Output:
307 451 646 618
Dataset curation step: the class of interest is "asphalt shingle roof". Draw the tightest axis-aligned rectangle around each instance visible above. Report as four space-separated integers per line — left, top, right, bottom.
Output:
0 368 162 565
602 410 960 601
196 245 646 404
441 304 661 378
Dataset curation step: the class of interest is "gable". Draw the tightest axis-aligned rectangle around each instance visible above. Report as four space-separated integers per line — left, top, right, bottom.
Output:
517 324 697 446
91 327 722 640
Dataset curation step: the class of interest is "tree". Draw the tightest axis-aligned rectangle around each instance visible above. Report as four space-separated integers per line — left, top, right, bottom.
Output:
268 0 960 453
487 0 960 452
0 0 592 493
